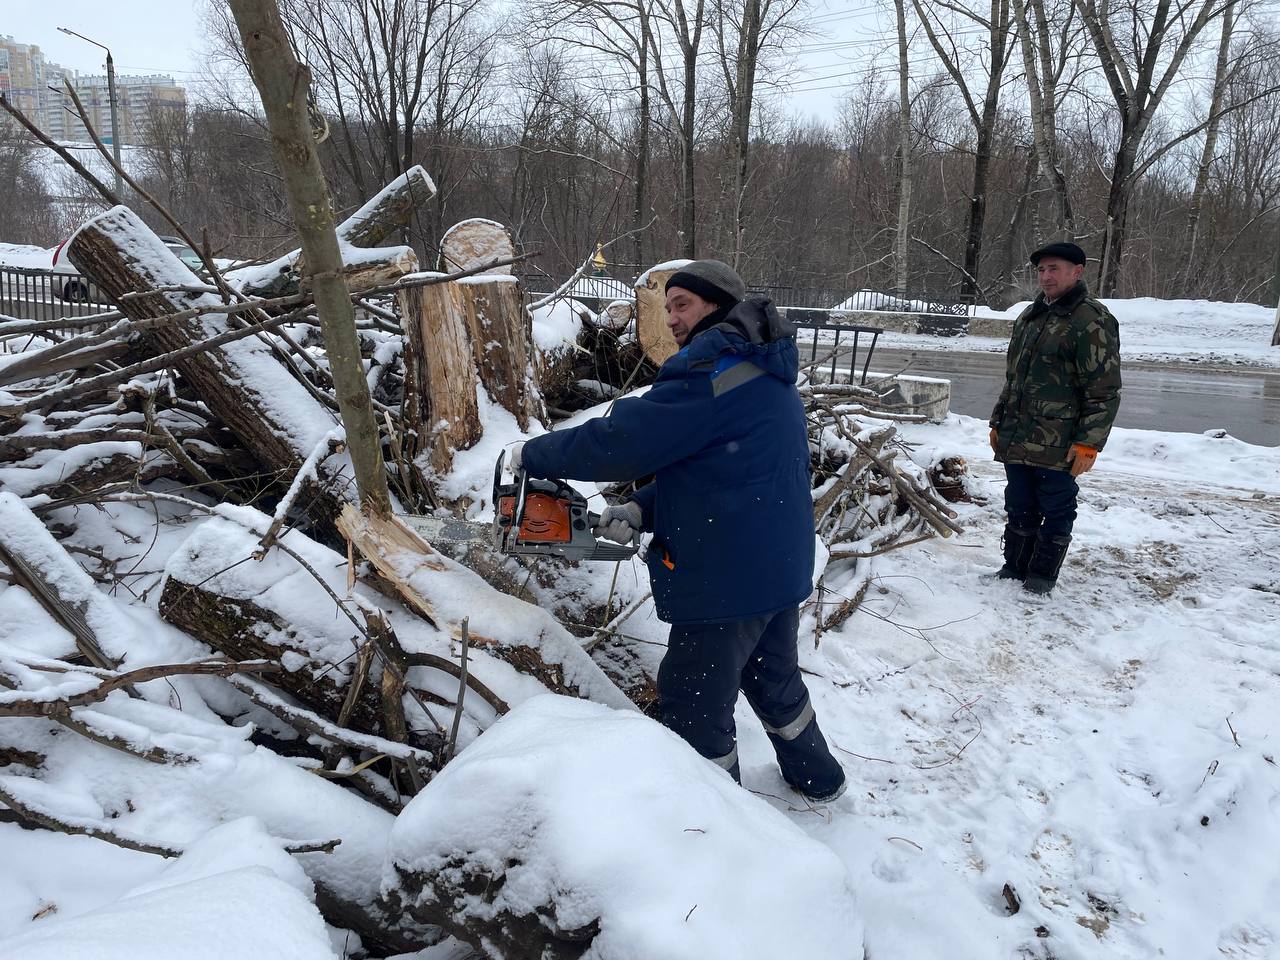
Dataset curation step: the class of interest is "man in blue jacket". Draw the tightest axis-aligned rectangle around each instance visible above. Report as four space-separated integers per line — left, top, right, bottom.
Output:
516 260 846 803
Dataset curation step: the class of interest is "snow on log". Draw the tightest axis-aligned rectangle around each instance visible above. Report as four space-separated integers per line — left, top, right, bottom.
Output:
438 217 515 274
230 166 435 298
65 206 346 526
157 512 436 752
342 166 437 250
382 695 864 960
398 277 482 474
635 260 690 366
3 708 437 954
337 506 632 711
0 492 130 669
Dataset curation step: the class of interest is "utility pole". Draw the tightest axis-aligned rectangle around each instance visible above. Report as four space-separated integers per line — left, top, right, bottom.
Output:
57 26 123 195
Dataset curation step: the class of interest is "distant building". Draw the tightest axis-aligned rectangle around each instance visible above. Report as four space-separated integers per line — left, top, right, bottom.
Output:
68 74 186 144
1 35 186 145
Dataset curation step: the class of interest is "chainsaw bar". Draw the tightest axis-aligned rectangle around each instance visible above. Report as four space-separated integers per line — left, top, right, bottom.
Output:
399 515 492 545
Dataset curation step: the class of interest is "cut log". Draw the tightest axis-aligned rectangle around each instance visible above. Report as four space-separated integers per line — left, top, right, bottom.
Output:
342 166 437 249
0 491 125 669
398 278 481 474
66 206 346 528
635 264 685 366
457 275 539 430
438 218 515 274
336 505 634 710
232 167 436 299
158 577 393 738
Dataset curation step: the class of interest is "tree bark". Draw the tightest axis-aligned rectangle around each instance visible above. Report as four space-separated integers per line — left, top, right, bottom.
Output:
65 206 345 529
1182 0 1238 294
893 0 913 296
398 279 482 475
230 0 392 517
457 276 538 431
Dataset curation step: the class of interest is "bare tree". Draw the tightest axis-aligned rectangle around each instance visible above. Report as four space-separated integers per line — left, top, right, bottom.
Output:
911 0 1014 302
1073 0 1231 294
893 0 913 296
229 0 392 516
1181 0 1239 290
710 0 805 269
649 0 710 256
1010 0 1085 238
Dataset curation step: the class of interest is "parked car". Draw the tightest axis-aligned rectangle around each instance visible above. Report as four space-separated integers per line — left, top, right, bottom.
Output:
50 234 205 302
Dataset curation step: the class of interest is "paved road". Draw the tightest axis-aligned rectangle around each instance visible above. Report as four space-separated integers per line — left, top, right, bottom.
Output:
866 346 1280 447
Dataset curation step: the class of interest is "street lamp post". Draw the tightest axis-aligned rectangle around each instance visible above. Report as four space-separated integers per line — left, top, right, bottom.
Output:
57 26 123 196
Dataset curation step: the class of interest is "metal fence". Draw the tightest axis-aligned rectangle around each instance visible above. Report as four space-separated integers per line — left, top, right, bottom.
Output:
526 266 973 317
0 266 112 330
791 319 884 386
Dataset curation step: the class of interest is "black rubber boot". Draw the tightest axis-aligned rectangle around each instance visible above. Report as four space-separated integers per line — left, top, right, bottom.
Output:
1024 534 1071 595
996 525 1038 581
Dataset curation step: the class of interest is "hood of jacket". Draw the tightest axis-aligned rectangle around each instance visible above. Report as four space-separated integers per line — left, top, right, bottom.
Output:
677 296 799 384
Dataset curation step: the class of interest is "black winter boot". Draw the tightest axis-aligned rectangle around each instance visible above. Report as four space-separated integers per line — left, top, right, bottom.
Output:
996 525 1038 580
1024 534 1072 595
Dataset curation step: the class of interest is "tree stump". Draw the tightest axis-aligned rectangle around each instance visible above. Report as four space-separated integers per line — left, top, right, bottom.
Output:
457 275 538 430
438 218 516 273
635 264 685 366
398 278 482 475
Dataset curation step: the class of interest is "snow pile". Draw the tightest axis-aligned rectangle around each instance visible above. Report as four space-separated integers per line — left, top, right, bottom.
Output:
885 296 1280 366
530 296 588 355
0 819 337 960
385 694 863 960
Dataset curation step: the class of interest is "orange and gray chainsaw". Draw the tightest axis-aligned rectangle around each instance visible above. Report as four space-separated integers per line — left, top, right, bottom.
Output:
400 452 640 562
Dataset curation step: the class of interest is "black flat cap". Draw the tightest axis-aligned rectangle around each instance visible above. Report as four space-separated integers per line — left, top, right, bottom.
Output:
1029 241 1086 265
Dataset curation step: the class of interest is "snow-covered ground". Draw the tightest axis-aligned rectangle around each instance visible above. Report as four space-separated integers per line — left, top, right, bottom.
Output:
3 406 1277 959
872 297 1280 369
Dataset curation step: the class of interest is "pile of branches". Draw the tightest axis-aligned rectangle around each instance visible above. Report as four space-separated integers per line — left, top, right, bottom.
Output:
802 377 970 639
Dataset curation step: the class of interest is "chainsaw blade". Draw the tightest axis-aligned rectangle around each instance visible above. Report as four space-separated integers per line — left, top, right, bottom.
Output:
399 514 494 545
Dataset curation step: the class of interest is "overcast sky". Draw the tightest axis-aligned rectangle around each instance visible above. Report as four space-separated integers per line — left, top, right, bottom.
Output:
14 0 890 123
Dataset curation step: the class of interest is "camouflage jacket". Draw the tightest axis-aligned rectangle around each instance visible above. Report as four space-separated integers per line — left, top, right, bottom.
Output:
990 282 1121 471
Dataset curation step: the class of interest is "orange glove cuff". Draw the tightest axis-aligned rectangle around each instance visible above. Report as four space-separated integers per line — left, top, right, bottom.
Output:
1071 444 1098 456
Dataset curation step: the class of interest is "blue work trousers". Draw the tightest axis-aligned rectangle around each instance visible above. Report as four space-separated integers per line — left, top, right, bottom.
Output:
658 606 844 797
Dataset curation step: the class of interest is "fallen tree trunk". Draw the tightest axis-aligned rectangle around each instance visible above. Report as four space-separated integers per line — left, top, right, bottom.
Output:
66 206 348 529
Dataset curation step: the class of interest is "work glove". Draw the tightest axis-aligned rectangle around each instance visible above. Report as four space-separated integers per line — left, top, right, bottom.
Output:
1067 443 1098 477
594 501 643 544
988 427 998 455
508 441 524 473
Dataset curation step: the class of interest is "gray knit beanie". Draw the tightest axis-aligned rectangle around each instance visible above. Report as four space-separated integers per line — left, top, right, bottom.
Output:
665 259 747 307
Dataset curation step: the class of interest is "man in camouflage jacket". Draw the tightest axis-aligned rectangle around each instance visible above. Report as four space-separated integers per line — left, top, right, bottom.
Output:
989 241 1122 594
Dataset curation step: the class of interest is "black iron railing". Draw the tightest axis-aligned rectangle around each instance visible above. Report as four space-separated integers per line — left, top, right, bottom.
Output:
0 266 112 329
791 320 884 386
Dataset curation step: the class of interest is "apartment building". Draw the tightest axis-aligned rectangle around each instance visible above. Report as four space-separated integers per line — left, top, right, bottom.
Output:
1 35 186 145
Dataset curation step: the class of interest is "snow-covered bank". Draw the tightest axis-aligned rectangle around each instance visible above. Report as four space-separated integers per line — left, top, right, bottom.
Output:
2 406 1277 959
874 297 1280 368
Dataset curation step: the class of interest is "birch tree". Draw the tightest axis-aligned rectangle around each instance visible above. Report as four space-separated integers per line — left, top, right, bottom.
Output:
911 0 1014 302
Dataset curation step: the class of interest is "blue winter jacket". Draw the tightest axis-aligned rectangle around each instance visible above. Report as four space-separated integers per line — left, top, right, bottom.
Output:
521 298 815 625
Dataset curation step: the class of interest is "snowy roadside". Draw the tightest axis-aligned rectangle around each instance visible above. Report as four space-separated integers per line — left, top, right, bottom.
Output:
2 390 1277 958
865 297 1280 369
731 413 1280 959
